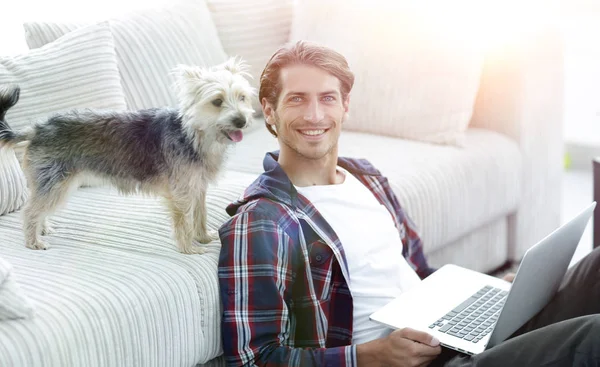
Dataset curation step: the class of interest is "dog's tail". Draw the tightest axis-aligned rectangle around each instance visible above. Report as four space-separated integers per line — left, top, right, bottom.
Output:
0 85 33 148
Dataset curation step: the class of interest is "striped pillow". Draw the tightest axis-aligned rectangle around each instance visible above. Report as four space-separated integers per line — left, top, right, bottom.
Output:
2 22 126 132
205 0 294 112
24 2 229 110
0 22 126 214
291 0 485 146
24 21 89 50
0 148 27 216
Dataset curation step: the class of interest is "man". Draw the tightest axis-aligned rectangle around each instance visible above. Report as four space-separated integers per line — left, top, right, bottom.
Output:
217 40 600 367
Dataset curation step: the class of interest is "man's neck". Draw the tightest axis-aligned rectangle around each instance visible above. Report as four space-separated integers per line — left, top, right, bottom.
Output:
278 149 343 187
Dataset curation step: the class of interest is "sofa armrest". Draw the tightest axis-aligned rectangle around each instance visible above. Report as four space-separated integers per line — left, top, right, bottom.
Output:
469 24 564 261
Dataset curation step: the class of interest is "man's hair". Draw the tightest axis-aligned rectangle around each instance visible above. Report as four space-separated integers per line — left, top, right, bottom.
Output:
259 40 355 137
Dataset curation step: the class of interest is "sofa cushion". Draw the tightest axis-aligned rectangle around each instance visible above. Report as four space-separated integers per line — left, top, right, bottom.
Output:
2 22 126 132
24 2 228 110
225 124 522 254
205 0 294 112
290 0 485 146
0 170 257 365
0 22 127 209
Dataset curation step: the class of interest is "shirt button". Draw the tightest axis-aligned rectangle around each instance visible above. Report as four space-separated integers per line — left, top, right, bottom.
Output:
316 255 322 262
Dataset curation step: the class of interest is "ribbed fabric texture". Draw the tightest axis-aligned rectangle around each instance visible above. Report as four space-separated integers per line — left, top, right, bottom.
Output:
0 256 34 321
206 0 294 110
0 148 27 216
290 0 485 146
426 218 508 273
24 21 89 49
2 22 127 132
23 2 228 110
225 124 522 256
0 22 126 212
0 171 257 366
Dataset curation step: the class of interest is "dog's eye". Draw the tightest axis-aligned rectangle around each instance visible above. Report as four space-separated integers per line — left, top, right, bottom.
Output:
212 99 223 107
240 95 245 102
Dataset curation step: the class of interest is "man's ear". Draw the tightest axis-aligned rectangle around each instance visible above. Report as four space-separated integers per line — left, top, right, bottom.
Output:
342 94 350 123
262 98 275 125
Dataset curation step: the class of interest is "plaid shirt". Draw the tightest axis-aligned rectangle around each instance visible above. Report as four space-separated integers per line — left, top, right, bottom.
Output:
218 152 435 367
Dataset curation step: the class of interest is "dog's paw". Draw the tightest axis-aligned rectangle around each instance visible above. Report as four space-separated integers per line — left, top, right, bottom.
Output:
195 229 219 244
41 221 55 236
26 241 49 250
181 244 206 255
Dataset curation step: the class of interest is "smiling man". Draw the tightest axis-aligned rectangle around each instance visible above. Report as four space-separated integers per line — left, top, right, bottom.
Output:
217 41 600 367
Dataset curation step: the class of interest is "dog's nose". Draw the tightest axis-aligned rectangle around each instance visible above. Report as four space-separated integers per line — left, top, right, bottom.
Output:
232 116 246 129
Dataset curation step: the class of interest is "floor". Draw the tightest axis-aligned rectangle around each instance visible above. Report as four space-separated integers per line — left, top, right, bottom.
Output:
562 168 594 267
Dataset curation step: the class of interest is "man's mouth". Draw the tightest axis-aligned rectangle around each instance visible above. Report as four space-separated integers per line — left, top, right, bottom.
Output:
223 130 244 142
298 129 328 137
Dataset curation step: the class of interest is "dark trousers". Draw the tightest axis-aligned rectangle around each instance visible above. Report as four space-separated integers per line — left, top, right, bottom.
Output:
434 246 600 367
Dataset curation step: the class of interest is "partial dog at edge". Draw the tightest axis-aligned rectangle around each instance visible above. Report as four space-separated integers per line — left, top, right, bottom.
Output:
0 57 255 254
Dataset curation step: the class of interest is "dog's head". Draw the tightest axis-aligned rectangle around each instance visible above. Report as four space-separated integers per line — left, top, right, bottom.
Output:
174 57 256 144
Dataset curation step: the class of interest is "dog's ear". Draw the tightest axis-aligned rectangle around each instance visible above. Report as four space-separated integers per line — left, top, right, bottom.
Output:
0 85 20 121
221 57 252 79
173 64 205 82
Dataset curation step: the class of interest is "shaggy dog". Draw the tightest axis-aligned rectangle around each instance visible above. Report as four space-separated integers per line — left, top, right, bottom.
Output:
0 57 255 254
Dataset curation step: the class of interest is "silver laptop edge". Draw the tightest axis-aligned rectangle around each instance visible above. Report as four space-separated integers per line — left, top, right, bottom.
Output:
485 201 596 349
369 202 595 355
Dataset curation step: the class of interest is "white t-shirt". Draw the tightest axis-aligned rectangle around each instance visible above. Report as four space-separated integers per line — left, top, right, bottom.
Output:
295 167 422 345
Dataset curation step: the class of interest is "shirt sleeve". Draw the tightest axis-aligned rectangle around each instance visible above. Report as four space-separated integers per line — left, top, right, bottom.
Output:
218 209 357 367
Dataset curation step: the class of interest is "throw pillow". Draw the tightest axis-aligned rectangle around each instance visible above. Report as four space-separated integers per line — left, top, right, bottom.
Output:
24 2 229 110
0 22 126 213
290 0 485 146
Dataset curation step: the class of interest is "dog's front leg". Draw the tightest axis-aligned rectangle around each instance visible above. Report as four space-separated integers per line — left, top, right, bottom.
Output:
168 194 205 255
193 189 218 244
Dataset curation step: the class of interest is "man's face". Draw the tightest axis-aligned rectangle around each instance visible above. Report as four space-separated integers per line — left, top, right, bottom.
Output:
263 64 349 161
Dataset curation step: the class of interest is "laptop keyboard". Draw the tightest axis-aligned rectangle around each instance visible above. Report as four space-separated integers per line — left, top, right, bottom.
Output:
428 285 508 344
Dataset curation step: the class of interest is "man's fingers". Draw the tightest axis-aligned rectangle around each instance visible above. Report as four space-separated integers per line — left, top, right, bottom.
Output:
502 272 516 283
410 342 442 357
398 327 440 347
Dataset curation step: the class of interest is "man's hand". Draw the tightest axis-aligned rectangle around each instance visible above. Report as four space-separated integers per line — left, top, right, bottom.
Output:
357 327 442 367
502 272 516 283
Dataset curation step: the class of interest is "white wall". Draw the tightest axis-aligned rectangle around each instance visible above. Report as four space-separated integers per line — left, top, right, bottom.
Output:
562 3 600 147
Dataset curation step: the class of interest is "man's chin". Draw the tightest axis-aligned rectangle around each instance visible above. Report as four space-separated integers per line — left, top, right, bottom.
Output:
295 147 334 161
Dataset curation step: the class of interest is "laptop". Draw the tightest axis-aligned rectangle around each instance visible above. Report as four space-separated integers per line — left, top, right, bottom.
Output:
369 202 596 356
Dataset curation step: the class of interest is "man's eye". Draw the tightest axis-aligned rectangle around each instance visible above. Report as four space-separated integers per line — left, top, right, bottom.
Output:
212 99 223 107
323 96 335 102
290 96 302 102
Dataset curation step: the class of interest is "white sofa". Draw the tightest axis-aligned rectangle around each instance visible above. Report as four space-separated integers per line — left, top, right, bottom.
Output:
0 0 563 366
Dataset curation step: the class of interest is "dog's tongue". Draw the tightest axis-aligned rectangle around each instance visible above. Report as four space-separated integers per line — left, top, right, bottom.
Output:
228 130 243 142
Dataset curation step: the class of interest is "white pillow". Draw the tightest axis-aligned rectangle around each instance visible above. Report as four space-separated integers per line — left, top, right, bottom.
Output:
24 2 229 110
290 0 485 146
0 22 127 208
0 147 27 216
3 22 127 132
206 0 294 112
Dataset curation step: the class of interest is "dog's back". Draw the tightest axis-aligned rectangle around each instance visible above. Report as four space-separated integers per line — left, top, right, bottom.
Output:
27 108 200 185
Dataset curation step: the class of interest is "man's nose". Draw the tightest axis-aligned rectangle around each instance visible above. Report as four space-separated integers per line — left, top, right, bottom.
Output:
303 99 324 123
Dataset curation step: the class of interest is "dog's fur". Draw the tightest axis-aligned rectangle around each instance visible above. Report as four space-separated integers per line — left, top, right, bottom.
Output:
0 57 255 254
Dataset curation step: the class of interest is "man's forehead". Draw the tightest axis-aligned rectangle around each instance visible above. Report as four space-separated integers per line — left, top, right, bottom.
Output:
279 65 341 95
